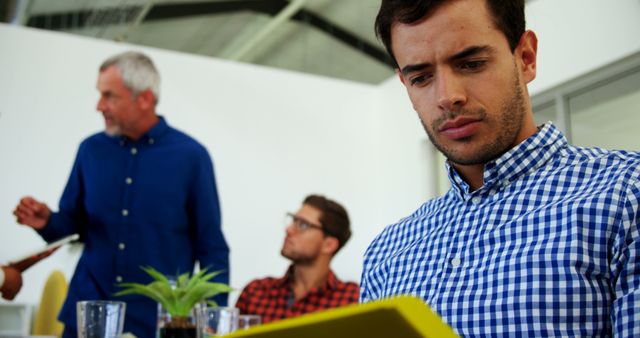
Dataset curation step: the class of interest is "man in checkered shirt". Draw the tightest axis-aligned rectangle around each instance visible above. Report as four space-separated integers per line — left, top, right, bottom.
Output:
235 195 359 323
361 0 640 336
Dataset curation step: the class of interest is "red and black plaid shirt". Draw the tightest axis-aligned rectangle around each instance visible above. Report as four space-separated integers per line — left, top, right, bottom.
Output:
234 266 360 324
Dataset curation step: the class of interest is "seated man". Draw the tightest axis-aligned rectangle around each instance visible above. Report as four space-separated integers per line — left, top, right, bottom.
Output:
235 195 359 323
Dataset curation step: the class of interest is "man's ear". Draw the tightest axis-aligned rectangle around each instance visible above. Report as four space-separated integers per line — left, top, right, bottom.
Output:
516 30 538 84
136 89 156 111
322 236 340 256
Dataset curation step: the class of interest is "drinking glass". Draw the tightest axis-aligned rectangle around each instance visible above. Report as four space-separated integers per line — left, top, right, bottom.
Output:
199 307 239 337
237 315 261 330
77 300 126 338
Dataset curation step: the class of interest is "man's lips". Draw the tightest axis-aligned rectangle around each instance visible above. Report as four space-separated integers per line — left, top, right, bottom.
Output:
439 117 481 140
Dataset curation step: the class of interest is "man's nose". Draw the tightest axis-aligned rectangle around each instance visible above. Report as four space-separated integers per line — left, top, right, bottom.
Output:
285 223 296 235
436 69 467 112
96 97 106 112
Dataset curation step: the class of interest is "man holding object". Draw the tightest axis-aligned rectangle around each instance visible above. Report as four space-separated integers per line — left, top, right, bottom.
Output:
14 51 229 338
361 0 640 336
0 245 57 300
0 266 22 300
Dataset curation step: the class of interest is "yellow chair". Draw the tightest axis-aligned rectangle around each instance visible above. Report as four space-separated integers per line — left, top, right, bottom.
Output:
32 270 68 337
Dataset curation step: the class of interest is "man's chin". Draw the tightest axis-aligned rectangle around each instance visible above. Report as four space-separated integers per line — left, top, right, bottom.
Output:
281 250 305 264
104 126 121 137
446 148 510 166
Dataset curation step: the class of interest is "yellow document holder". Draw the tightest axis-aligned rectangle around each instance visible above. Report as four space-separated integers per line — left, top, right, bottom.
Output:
225 296 458 338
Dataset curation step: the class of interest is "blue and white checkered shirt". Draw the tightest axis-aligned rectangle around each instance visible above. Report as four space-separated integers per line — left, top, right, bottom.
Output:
361 123 640 337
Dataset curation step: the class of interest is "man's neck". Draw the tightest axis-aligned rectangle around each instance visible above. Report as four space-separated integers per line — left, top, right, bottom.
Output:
291 261 331 301
127 112 159 141
450 162 485 191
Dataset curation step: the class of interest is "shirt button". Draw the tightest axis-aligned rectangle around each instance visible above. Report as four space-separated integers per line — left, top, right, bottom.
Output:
148 138 155 145
131 147 138 155
450 256 462 267
118 243 126 250
122 209 129 216
471 197 481 204
125 177 133 185
116 276 123 283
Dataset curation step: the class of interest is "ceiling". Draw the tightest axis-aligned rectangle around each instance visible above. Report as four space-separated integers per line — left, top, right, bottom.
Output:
3 0 395 84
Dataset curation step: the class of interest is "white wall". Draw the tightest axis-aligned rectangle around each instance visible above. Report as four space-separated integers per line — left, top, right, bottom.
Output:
526 0 640 94
0 24 430 308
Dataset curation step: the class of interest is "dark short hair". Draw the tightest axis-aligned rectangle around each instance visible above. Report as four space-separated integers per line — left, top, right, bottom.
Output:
375 0 526 68
303 195 351 254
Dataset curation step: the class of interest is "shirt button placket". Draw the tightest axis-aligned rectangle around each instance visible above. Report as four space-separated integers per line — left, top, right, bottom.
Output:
117 145 137 285
122 146 137 219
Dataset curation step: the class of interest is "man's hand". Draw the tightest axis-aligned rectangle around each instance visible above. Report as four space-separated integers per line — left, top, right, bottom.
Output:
13 196 51 230
1 266 23 300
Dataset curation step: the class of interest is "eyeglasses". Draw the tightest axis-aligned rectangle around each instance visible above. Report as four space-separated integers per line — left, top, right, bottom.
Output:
285 212 324 233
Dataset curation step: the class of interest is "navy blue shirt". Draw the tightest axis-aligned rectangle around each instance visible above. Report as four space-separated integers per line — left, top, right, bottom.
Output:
38 117 229 338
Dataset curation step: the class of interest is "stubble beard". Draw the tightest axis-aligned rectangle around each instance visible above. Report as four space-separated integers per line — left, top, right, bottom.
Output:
423 67 526 166
103 114 122 137
280 247 316 266
105 125 121 137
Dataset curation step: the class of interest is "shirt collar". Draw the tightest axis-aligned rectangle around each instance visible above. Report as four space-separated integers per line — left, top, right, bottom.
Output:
113 115 169 145
145 115 169 140
446 122 568 199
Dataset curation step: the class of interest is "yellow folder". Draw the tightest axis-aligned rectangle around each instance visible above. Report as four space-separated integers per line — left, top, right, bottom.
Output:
225 296 458 338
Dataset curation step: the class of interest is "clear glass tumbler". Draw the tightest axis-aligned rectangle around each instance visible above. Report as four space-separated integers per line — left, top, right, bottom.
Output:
237 314 261 330
199 307 239 337
77 300 126 338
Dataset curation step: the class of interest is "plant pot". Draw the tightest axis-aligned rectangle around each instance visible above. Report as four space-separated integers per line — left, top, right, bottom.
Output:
159 316 197 338
159 327 197 338
157 306 199 338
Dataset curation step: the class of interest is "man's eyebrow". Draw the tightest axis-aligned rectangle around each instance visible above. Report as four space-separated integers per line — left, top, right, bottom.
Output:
399 45 494 77
400 63 432 77
448 45 494 62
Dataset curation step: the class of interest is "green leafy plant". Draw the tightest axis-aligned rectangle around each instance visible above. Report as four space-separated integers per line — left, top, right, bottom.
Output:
115 266 232 317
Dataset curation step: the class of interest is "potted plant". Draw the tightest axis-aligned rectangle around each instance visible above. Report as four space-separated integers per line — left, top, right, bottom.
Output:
115 266 232 338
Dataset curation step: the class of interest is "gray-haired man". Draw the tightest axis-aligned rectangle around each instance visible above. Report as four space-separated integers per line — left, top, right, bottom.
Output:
14 51 229 338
